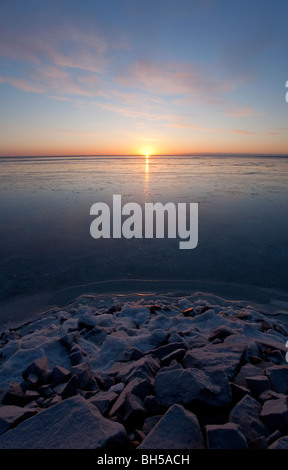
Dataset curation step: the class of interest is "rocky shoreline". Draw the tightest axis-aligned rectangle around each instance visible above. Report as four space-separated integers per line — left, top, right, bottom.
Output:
0 292 288 449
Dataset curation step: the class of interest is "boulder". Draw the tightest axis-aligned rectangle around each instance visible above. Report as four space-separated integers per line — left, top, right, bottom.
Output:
22 357 50 385
89 391 118 416
138 404 204 449
0 395 128 449
2 382 27 407
265 365 288 394
112 356 160 383
51 365 71 385
122 393 146 430
206 422 248 449
154 368 231 408
109 377 153 417
229 395 268 442
0 406 37 435
182 345 242 380
246 376 270 397
260 397 288 433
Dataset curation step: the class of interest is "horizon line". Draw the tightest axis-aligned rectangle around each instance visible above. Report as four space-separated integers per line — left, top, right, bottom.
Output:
1 152 288 158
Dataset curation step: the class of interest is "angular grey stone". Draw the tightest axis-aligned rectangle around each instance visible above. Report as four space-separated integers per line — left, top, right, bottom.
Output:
268 436 288 449
229 395 269 441
0 395 128 449
51 366 71 385
265 365 288 394
89 391 118 416
123 393 146 429
60 375 79 399
155 368 231 408
208 326 235 342
109 377 153 417
145 342 188 359
206 422 248 449
233 363 265 387
260 397 288 433
77 314 99 331
143 395 163 416
114 356 160 383
0 406 37 435
2 382 27 407
60 332 79 350
138 404 204 449
246 376 270 397
142 415 162 435
182 345 242 380
22 357 50 385
160 348 186 365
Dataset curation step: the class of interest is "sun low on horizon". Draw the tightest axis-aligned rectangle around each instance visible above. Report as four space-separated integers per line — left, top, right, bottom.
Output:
0 0 288 157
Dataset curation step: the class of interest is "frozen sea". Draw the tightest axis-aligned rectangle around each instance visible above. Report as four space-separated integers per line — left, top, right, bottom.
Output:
1 154 288 327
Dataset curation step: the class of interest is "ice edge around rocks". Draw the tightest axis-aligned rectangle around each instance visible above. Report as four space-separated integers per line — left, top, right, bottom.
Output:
0 291 288 449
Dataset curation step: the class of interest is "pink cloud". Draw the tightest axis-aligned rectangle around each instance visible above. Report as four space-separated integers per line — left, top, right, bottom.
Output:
116 61 235 96
0 75 44 93
233 129 257 135
226 106 262 117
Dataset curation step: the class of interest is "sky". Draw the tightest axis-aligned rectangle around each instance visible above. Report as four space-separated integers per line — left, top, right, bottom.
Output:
0 0 288 156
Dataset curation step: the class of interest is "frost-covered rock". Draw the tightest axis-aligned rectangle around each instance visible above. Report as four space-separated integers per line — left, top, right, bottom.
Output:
260 397 288 433
138 404 204 449
206 422 248 449
0 395 128 449
155 367 231 408
0 405 37 435
229 395 269 441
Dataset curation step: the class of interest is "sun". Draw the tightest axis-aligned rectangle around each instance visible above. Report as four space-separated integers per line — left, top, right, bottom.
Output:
145 151 150 157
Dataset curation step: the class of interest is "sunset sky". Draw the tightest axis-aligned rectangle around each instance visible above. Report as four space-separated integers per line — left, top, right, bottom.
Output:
0 0 288 156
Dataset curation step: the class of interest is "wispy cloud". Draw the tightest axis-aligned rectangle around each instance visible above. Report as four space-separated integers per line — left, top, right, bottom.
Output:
116 61 235 96
233 129 257 135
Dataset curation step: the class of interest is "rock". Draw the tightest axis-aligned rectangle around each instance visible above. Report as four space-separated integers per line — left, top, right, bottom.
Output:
145 342 188 359
113 356 160 383
59 332 79 350
268 436 288 449
76 368 98 391
109 377 153 417
109 383 125 394
233 363 265 387
89 391 118 416
2 382 27 407
25 373 39 389
154 368 231 408
265 365 288 394
208 326 235 342
22 357 50 385
182 345 242 380
143 395 163 416
142 415 162 435
138 404 204 449
206 422 248 449
51 365 71 385
69 346 84 366
0 406 37 435
229 395 269 442
160 349 186 366
230 383 251 404
0 395 128 449
60 375 79 399
260 397 288 433
123 393 146 430
246 376 270 397
77 314 99 331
